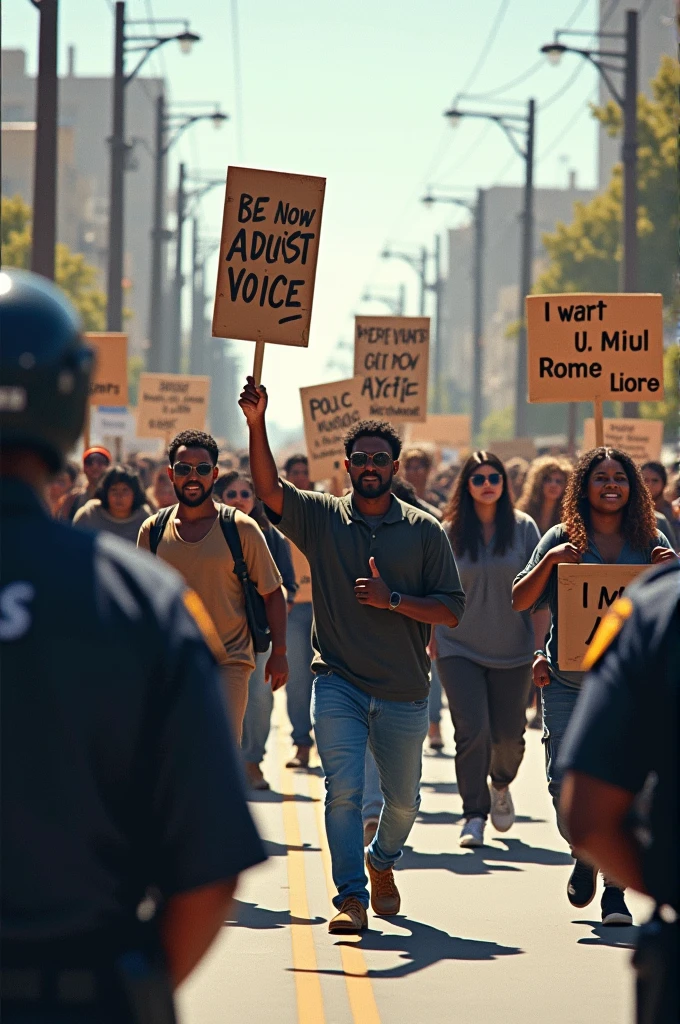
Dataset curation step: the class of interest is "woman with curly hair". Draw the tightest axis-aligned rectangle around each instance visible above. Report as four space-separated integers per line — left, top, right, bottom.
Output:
513 447 675 926
434 451 543 849
73 464 152 543
516 456 572 537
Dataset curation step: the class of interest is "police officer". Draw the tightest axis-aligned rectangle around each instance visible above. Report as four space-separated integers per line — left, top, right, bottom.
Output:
559 560 678 1024
0 269 266 1022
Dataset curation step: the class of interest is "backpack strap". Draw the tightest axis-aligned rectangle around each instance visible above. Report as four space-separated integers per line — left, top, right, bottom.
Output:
149 504 175 555
219 505 250 582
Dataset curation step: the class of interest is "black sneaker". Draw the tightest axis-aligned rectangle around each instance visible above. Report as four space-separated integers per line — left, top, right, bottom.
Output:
567 859 597 908
601 886 633 926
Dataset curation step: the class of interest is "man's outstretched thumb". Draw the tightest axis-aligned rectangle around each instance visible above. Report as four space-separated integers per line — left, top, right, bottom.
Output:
369 556 380 578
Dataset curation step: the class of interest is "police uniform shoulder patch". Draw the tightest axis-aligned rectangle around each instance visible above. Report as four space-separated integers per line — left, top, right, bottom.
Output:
582 596 633 671
183 590 225 662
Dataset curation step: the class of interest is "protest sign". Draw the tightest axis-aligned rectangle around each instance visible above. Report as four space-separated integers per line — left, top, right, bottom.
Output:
212 166 326 380
354 316 430 423
581 417 663 463
300 376 369 481
85 332 128 406
489 438 537 462
526 293 664 404
290 545 312 604
557 563 647 671
406 414 471 450
136 373 210 440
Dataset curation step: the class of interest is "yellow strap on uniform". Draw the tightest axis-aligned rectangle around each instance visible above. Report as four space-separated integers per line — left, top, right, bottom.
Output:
183 589 225 663
582 596 634 671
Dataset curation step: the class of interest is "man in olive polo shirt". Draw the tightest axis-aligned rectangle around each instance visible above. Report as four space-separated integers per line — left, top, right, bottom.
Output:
239 376 465 934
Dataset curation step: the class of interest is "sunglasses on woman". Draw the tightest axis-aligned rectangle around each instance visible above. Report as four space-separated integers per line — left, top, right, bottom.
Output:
349 451 392 468
172 462 213 477
225 489 252 500
470 472 502 487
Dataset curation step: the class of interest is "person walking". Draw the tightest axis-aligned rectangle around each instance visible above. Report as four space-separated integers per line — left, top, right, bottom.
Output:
516 456 572 537
73 464 153 543
55 445 111 521
138 430 288 742
512 446 676 925
239 376 465 933
641 461 679 550
0 269 266 1024
434 451 543 848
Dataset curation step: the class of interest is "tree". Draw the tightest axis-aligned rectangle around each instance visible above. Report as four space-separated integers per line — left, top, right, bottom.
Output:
1 194 107 331
536 56 678 307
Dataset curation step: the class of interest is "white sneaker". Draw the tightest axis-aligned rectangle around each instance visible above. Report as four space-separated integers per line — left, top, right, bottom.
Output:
460 817 485 848
489 784 515 832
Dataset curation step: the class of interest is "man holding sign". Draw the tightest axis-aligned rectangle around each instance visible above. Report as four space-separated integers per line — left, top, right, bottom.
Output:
512 447 674 925
239 376 465 933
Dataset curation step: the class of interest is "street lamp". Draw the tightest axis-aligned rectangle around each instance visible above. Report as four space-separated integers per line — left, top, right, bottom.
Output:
360 286 406 316
443 99 535 436
106 1 200 332
421 189 485 435
148 101 228 372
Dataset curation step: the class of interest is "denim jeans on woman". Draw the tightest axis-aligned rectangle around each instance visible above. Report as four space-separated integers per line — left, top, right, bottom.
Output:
541 676 580 845
312 671 428 910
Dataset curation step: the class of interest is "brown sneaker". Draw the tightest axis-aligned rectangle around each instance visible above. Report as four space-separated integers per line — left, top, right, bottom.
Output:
365 852 401 916
285 745 310 769
363 818 379 848
328 897 368 934
245 762 269 790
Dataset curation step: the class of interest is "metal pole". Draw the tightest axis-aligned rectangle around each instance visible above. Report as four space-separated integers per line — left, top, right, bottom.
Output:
419 246 427 316
397 283 406 316
171 162 186 373
514 98 535 437
106 1 125 331
31 0 58 281
432 234 442 413
472 188 485 438
621 8 639 417
148 91 165 371
189 217 202 375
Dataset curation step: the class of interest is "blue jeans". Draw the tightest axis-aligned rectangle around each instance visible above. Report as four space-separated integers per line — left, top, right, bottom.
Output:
363 746 383 822
286 603 314 748
429 660 442 725
311 672 428 909
541 677 580 846
241 651 271 764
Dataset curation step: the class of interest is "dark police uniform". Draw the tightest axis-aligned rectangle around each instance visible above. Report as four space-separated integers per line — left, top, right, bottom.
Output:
559 560 679 1024
1 479 266 1021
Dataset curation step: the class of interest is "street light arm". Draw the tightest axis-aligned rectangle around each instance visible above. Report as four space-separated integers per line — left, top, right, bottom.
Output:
124 36 174 84
163 113 228 156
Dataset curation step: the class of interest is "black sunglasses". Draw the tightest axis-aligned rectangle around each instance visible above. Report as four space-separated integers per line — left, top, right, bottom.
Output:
172 462 213 477
349 451 392 468
470 472 502 487
225 489 252 500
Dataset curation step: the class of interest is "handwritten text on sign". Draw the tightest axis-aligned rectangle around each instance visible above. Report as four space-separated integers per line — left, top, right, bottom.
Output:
136 373 210 439
85 333 128 406
582 417 664 463
526 293 664 402
212 166 326 347
300 377 368 480
354 317 430 423
557 563 647 671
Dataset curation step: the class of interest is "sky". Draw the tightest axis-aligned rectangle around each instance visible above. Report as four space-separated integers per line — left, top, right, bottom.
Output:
4 0 632 431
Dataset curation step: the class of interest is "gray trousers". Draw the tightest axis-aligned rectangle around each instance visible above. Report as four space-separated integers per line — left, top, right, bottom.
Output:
438 656 532 821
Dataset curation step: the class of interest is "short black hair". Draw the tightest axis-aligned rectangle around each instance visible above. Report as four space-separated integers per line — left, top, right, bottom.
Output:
284 453 309 474
641 461 667 487
168 430 219 466
343 419 401 461
95 464 147 513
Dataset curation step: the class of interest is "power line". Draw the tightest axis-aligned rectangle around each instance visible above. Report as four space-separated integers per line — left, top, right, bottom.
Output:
456 0 512 97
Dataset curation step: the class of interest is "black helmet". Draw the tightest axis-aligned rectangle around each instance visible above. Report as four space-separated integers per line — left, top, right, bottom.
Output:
0 268 93 470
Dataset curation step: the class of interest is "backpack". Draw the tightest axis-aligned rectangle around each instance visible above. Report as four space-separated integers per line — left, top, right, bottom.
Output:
149 505 272 653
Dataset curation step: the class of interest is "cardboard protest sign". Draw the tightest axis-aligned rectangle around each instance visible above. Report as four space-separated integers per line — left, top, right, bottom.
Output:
290 544 312 604
489 438 537 463
354 317 430 423
300 376 369 481
136 373 210 439
557 563 647 671
527 293 664 403
85 332 128 406
212 166 326 349
406 414 471 450
582 417 663 463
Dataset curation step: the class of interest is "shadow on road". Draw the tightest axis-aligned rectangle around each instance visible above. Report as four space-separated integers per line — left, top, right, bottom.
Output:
416 809 544 826
420 781 459 795
262 839 321 858
247 789 319 804
573 919 638 949
227 899 326 930
397 837 572 875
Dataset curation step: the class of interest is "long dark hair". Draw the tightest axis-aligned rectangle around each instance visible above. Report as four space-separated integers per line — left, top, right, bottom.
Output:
444 451 515 561
214 469 270 530
562 447 658 553
96 464 146 513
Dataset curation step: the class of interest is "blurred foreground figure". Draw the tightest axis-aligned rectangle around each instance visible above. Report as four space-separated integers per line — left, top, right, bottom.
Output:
560 561 679 1024
0 269 265 1023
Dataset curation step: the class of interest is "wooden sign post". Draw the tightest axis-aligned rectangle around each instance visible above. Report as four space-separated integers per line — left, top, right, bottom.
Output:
526 293 664 448
299 376 369 484
212 166 326 383
136 373 211 443
557 563 647 671
353 316 430 424
582 417 664 462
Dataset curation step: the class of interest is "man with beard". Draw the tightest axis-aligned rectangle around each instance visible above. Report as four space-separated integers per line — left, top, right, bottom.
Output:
138 429 288 740
239 379 465 932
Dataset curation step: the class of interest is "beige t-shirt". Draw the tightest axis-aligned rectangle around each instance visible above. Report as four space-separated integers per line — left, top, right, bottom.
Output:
290 543 312 604
137 505 282 669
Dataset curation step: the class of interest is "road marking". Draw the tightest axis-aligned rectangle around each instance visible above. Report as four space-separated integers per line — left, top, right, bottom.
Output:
279 731 326 1024
307 770 382 1024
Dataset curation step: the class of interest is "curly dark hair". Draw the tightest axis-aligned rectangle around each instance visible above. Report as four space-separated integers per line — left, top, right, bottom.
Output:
562 447 658 553
95 465 147 513
444 451 515 561
168 430 219 466
343 419 401 460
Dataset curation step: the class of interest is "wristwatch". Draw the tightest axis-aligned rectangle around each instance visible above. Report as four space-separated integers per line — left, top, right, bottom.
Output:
389 591 402 611
533 649 546 659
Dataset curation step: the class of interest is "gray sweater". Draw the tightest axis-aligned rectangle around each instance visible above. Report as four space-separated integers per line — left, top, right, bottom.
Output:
436 510 540 669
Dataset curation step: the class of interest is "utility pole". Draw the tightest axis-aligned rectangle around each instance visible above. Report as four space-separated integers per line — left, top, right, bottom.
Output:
515 98 535 437
430 235 442 413
148 91 166 371
171 162 186 374
621 9 638 417
190 217 203 375
418 245 427 316
106 1 126 330
472 188 485 438
31 0 59 281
